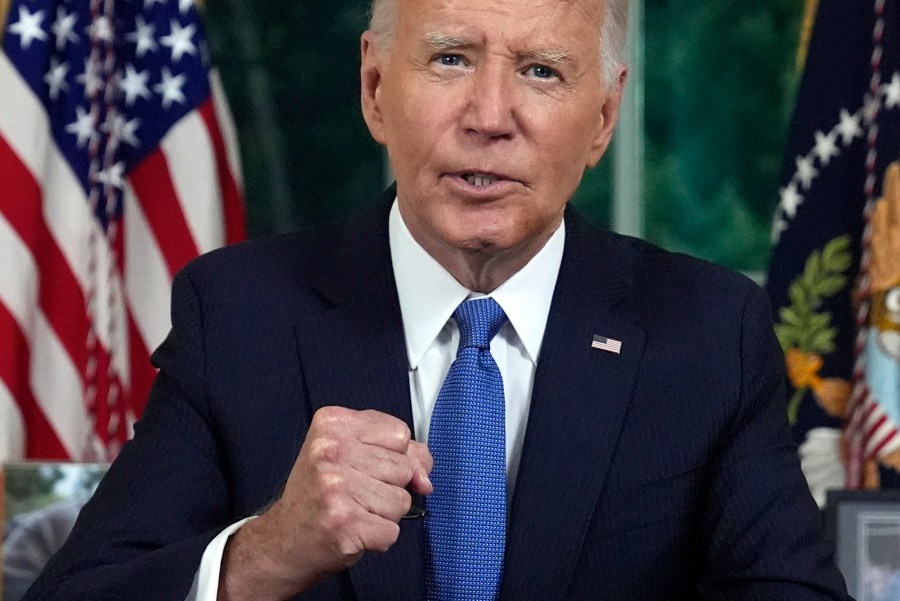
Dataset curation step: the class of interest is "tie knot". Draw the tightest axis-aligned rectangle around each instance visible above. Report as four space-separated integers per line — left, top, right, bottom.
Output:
454 298 507 351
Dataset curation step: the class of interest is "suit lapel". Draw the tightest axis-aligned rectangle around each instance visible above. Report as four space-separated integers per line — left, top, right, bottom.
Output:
293 192 426 601
292 199 645 600
502 214 646 600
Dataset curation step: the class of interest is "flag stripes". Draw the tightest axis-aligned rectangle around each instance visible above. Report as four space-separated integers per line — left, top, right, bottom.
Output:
129 149 202 276
0 0 245 461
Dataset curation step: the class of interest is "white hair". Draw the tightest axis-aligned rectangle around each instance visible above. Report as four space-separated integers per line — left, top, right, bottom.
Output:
368 0 628 87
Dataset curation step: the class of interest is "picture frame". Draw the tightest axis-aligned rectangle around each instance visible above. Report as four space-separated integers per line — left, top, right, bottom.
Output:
826 489 900 601
2 462 108 601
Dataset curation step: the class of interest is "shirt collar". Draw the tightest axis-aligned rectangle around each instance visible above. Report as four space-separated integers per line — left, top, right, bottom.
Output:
389 199 564 369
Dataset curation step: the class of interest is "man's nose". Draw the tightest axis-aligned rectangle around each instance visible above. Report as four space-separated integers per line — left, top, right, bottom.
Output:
460 65 517 140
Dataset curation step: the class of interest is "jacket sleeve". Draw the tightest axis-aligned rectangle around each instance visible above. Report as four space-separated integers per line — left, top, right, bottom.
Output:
697 286 852 601
23 269 233 601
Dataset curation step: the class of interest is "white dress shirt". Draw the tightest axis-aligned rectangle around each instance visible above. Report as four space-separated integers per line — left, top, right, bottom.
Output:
188 200 564 600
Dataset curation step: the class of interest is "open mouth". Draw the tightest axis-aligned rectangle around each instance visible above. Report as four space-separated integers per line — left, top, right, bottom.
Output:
462 173 500 186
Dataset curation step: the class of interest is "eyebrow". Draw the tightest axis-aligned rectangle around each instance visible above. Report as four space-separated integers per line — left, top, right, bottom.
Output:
422 32 475 50
520 49 573 66
421 32 574 67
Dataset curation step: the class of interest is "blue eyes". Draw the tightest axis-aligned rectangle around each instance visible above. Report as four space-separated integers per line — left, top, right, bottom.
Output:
438 54 463 67
433 55 558 81
525 65 557 79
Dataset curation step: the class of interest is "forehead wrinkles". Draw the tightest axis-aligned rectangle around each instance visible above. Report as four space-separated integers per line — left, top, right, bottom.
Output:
416 2 587 57
559 0 604 23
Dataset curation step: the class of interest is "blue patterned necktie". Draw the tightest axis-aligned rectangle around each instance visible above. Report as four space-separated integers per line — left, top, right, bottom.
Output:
425 298 508 601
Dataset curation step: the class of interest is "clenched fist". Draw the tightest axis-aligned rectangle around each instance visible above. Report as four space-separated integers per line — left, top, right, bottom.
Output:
219 407 433 600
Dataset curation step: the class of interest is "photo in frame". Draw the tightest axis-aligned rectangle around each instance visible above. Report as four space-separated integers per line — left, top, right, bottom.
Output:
1 462 108 601
827 489 900 601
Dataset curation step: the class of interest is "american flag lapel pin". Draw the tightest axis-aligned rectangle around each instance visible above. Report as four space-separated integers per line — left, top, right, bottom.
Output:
591 334 622 355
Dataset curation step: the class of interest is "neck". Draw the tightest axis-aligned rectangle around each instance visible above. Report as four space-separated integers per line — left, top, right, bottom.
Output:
412 225 558 294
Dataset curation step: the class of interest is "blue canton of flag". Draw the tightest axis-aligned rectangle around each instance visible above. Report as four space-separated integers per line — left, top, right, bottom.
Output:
3 0 211 230
766 0 900 501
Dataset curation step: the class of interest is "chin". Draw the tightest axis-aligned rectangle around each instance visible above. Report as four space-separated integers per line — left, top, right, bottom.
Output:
443 225 512 253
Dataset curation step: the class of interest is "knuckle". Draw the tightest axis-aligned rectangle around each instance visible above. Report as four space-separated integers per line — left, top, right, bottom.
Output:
396 422 412 444
308 437 342 464
336 535 363 559
386 422 412 451
322 500 353 533
314 406 349 429
316 470 346 496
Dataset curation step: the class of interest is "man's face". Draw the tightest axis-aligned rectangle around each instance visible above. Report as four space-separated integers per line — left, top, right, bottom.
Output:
361 0 624 266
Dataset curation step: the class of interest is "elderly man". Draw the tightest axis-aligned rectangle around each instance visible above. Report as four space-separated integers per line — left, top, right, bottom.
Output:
26 0 851 599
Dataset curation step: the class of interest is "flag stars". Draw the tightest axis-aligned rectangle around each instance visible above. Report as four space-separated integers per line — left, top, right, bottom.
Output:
103 114 142 148
883 73 900 110
127 16 158 59
837 109 862 145
813 130 839 166
52 7 79 51
95 162 125 190
65 106 97 148
77 57 103 98
8 6 48 50
795 156 819 190
154 67 187 109
88 15 114 44
119 64 152 106
179 0 193 14
144 0 167 9
780 183 804 218
160 19 197 62
44 57 70 100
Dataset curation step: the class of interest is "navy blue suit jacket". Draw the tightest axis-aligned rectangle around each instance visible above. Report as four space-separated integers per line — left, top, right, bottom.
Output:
27 189 851 600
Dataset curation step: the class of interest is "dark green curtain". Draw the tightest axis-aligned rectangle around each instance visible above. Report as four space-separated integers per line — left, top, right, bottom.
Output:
203 0 804 274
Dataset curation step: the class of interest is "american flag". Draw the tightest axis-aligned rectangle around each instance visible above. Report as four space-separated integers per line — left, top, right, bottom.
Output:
590 335 622 355
766 0 900 496
0 0 245 462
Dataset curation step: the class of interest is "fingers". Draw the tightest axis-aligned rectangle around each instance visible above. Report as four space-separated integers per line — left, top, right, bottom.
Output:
320 437 416 488
255 405 433 590
309 407 428 487
314 406 413 453
351 476 414 522
407 440 434 495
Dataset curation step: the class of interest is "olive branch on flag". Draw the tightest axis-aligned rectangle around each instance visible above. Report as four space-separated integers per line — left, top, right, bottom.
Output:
774 235 853 424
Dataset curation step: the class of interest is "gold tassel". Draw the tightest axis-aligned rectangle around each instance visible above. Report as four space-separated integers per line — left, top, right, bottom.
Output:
0 0 10 45
796 0 820 72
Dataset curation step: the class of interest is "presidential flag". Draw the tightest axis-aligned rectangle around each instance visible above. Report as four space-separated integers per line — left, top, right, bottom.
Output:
766 0 900 501
0 0 245 462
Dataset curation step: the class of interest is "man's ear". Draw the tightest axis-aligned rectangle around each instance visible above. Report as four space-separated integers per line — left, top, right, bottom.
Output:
586 65 628 169
360 31 386 145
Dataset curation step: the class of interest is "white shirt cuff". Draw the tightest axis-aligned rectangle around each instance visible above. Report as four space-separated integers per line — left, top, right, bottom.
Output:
185 516 256 601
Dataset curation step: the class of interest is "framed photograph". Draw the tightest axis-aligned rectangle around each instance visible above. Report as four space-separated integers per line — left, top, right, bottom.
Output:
2 462 108 601
826 489 900 601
